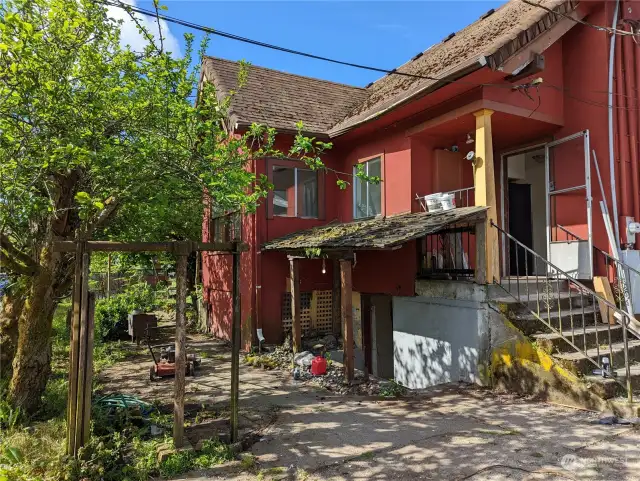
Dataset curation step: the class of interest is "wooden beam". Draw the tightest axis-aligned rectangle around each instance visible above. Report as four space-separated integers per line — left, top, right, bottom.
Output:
473 109 500 283
474 219 487 285
66 241 84 456
332 259 341 335
106 253 111 299
173 253 187 448
289 258 302 353
52 240 248 253
80 294 96 446
230 242 241 443
73 251 90 456
594 276 616 325
340 259 354 384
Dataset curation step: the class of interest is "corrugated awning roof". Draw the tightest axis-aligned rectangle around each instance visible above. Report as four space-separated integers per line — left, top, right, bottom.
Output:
262 206 487 252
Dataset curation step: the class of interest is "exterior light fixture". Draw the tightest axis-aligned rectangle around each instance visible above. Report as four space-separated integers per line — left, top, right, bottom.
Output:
466 133 474 144
322 258 326 274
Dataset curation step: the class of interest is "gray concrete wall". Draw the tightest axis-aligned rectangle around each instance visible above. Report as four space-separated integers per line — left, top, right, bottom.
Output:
393 280 492 389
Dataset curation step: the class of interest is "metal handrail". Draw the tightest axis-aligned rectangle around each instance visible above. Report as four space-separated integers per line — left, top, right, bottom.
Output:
491 221 634 402
556 224 640 279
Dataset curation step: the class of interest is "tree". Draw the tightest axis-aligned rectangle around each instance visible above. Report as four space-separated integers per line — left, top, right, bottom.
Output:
0 0 375 413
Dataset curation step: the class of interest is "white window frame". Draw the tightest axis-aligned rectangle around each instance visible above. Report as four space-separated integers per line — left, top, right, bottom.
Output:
353 157 381 219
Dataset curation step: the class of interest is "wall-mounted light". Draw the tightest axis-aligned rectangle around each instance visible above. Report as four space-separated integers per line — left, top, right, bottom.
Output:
322 258 326 274
466 133 474 144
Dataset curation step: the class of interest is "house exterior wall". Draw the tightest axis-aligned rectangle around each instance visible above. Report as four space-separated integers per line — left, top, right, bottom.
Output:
203 1 640 345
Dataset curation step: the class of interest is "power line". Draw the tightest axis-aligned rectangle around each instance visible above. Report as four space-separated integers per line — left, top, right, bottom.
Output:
97 0 516 89
98 0 640 114
519 0 638 37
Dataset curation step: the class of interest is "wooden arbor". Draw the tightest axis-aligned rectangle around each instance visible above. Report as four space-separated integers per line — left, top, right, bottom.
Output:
288 253 355 384
54 240 246 457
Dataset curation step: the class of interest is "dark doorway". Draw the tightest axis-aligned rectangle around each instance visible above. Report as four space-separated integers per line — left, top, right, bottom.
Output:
508 182 534 276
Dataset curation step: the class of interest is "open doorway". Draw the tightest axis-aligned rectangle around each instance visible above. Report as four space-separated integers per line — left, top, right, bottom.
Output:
504 148 547 275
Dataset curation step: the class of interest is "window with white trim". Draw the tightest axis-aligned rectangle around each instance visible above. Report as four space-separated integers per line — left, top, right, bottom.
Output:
272 166 318 218
353 157 382 219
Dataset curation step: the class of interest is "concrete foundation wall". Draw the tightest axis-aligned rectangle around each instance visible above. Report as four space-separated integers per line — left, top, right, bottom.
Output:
392 280 497 389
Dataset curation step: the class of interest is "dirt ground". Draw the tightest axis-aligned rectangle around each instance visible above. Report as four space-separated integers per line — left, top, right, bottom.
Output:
98 336 640 481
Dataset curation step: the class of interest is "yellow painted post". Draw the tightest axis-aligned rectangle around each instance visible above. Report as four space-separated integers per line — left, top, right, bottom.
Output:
473 109 500 283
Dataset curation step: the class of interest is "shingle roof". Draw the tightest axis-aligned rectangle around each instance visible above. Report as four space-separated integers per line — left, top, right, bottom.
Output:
201 0 576 137
202 57 369 136
329 0 576 135
262 207 487 251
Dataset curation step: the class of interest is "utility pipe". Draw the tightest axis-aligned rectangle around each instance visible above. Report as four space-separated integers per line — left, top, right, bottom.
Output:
615 37 632 219
609 0 622 247
623 33 640 227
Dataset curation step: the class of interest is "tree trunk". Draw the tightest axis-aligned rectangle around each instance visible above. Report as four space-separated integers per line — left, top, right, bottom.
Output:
8 246 67 413
0 289 25 380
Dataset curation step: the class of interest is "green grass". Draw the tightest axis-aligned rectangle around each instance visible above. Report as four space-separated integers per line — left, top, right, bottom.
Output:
0 297 234 481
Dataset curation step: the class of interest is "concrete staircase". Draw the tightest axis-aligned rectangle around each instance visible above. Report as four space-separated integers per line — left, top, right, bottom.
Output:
490 277 640 403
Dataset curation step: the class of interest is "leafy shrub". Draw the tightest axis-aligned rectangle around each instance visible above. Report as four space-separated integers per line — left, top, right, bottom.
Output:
379 380 407 398
94 283 156 342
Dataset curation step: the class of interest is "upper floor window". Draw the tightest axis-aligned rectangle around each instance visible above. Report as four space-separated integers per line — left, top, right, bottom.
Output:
353 156 382 219
273 165 319 218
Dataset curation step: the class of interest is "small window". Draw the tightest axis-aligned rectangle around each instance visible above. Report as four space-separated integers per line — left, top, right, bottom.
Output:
353 157 382 219
272 166 318 218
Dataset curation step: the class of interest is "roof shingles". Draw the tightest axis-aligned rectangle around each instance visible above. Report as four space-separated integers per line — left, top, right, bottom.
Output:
202 0 575 137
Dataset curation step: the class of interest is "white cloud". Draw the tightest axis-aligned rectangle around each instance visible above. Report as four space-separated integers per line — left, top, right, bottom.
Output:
107 0 181 57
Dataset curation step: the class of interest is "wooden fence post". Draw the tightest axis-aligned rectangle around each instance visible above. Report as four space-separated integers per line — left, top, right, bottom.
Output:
289 258 301 353
230 242 241 443
173 247 188 448
66 241 84 456
340 259 354 384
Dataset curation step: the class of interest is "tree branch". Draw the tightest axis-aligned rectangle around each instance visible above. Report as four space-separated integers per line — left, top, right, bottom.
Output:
0 236 39 274
0 250 38 276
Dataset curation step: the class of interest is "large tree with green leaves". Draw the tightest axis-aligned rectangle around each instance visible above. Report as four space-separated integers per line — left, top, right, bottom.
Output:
0 0 339 412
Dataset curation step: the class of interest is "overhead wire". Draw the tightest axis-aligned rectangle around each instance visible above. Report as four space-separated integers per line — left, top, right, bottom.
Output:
97 0 640 115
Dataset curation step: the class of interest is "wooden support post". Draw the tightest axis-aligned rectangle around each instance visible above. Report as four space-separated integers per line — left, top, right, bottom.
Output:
66 242 84 456
289 258 301 353
173 250 188 448
80 293 96 446
106 253 111 299
474 219 487 284
230 242 241 443
340 259 354 384
473 109 500 283
332 259 341 335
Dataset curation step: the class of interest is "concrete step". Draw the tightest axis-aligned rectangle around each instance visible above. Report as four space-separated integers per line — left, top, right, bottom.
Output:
532 324 625 352
583 363 640 400
491 291 593 317
554 339 640 376
510 305 600 336
496 276 569 295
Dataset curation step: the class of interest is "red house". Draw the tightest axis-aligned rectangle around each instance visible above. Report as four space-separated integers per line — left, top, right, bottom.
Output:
201 0 640 406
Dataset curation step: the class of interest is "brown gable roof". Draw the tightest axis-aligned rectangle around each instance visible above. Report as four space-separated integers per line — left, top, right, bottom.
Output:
329 0 576 135
202 56 368 136
201 0 577 137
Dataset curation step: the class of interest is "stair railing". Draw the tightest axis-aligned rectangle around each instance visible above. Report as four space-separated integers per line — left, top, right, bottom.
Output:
491 221 634 403
556 224 640 318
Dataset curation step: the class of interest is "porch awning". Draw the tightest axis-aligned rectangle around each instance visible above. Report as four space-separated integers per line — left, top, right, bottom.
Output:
262 206 487 252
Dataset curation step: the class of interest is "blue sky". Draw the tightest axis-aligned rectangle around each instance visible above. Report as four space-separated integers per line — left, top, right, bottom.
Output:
115 1 504 87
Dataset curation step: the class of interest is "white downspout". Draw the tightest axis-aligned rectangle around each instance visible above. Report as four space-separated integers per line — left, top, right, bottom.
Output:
608 0 621 247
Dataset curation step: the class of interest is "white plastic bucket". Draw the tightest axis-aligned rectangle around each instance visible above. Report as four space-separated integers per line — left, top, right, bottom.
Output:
425 193 442 212
439 193 455 211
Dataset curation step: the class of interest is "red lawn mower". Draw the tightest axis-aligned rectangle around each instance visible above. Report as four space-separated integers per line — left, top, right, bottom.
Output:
146 325 201 381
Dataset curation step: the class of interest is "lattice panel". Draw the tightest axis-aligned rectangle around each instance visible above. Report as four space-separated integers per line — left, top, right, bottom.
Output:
281 292 312 333
313 290 333 334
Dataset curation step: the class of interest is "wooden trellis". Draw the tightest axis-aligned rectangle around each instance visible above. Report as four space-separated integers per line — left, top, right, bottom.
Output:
53 240 246 457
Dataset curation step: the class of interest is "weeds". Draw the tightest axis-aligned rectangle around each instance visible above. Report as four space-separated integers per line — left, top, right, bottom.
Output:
379 380 407 398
